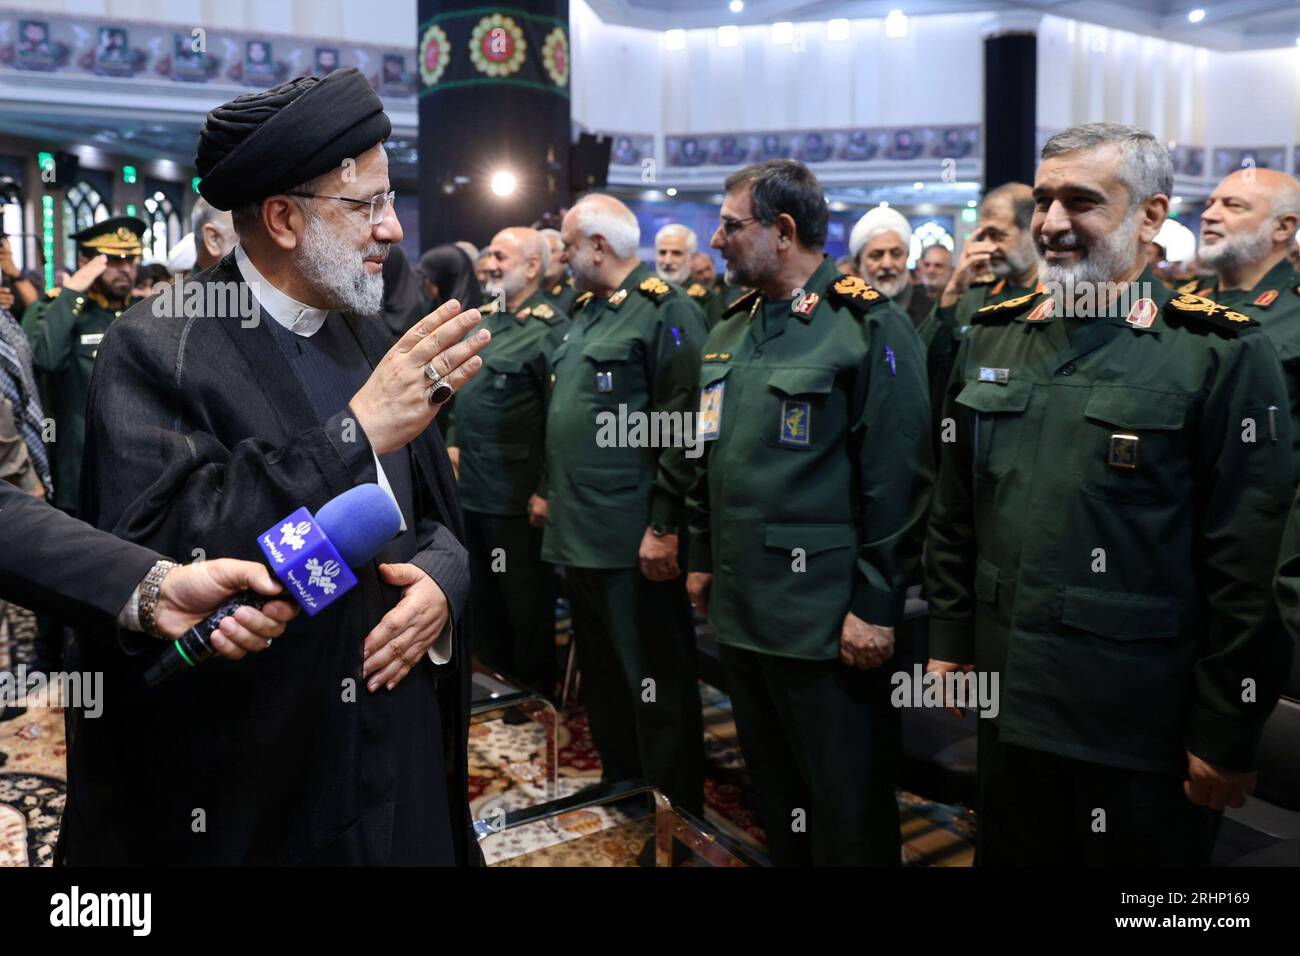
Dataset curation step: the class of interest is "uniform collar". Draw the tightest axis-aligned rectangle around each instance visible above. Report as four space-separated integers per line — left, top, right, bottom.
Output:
605 262 652 312
235 244 329 337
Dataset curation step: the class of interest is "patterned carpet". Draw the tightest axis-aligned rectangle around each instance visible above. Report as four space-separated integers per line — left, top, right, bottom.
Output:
0 604 975 867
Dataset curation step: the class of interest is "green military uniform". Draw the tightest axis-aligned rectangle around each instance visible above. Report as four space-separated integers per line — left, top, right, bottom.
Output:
22 218 145 516
687 260 932 865
917 273 1039 465
1183 260 1300 478
924 268 1295 864
445 289 569 696
685 280 714 327
545 276 577 316
541 263 708 814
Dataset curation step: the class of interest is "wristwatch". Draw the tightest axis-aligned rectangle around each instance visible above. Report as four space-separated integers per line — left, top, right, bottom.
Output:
650 524 678 537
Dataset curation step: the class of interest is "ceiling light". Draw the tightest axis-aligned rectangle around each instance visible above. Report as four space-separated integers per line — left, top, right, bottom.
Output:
666 187 678 197
490 170 516 197
885 9 908 39
913 182 924 190
828 19 851 42
729 0 744 12
966 199 977 207
1187 9 1205 23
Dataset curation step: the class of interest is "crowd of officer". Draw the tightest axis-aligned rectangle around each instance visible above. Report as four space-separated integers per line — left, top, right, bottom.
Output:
444 120 1300 868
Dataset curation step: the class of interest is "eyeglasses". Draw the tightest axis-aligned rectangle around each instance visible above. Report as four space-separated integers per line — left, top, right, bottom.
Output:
717 216 760 237
284 189 397 225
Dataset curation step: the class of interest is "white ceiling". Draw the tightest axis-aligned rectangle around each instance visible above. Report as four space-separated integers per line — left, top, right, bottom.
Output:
584 0 1300 50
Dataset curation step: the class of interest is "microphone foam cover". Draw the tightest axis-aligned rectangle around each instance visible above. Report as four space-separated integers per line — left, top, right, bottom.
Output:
314 483 403 568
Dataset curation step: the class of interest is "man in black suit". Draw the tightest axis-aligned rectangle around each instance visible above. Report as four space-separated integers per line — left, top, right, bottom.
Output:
67 69 490 865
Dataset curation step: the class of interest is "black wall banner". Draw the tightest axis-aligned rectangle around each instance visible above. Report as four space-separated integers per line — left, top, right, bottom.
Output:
417 3 571 249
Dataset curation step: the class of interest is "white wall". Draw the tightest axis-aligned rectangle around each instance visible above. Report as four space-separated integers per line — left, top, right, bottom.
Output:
570 0 661 136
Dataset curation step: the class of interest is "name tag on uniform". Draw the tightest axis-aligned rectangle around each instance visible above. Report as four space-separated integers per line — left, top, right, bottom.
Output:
978 367 1010 384
80 333 104 346
698 381 724 440
596 370 613 392
1108 433 1139 469
779 400 810 446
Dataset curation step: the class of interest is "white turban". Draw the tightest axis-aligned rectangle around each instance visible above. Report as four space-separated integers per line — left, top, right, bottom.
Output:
848 207 913 261
165 232 196 273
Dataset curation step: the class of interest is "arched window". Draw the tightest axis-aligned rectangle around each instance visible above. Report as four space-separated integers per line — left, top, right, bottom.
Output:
62 180 110 266
909 220 954 268
143 190 180 262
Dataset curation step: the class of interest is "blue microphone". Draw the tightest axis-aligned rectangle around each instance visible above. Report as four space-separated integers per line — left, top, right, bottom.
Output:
143 484 403 686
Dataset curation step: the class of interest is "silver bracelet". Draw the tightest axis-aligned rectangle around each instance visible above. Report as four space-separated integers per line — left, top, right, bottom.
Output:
138 560 180 639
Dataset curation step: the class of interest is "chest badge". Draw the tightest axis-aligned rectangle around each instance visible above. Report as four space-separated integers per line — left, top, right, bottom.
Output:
1125 297 1158 329
978 367 1010 384
698 381 724 441
1108 433 1140 469
596 370 614 392
779 400 811 446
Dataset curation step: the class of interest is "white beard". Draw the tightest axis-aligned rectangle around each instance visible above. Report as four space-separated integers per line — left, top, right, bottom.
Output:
658 262 690 284
1199 220 1275 272
295 214 386 315
1037 215 1140 294
870 272 909 299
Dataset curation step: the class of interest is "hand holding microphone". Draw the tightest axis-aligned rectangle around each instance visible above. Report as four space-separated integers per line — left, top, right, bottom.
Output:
153 560 300 658
350 298 491 456
144 483 404 686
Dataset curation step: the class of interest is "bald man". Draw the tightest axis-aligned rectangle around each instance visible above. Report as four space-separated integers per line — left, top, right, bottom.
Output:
1195 168 1300 477
540 227 577 314
190 197 236 271
546 195 709 855
445 227 569 698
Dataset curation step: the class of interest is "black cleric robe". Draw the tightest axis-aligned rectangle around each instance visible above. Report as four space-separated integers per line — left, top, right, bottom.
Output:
59 251 478 865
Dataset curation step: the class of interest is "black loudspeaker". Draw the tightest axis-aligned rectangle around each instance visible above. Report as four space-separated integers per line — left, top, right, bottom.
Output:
53 150 80 188
569 133 612 193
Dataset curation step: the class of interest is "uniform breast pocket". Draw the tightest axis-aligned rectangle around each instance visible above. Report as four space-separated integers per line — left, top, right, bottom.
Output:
1079 388 1190 504
482 356 532 401
954 379 1032 481
581 339 639 409
761 366 839 450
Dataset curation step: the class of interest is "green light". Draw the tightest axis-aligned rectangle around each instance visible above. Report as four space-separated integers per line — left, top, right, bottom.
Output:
126 204 137 217
192 177 201 194
38 151 55 183
123 165 137 184
41 194 55 290
960 207 977 223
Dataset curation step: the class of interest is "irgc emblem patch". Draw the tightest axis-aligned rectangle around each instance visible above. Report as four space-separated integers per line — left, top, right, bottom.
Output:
419 24 451 87
470 14 527 78
779 400 810 446
542 27 569 87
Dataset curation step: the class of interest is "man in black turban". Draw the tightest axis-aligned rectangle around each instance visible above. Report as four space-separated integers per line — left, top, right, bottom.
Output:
63 69 492 865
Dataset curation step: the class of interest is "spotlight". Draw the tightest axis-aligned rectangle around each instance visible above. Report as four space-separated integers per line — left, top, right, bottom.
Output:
490 170 517 197
729 0 744 12
666 187 678 197
1187 9 1205 23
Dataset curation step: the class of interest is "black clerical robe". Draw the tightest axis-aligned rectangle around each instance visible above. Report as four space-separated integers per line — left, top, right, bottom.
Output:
59 253 477 866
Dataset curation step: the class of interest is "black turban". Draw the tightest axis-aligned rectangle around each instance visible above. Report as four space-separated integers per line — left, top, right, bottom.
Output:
195 67 391 211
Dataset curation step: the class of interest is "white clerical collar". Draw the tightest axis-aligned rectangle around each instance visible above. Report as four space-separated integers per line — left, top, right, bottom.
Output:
235 244 329 337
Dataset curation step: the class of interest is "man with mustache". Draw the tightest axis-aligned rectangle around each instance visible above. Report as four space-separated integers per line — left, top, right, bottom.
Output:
446 226 568 700
924 122 1294 865
849 206 931 329
68 69 491 864
916 244 954 300
22 217 145 517
540 228 577 315
1193 168 1300 476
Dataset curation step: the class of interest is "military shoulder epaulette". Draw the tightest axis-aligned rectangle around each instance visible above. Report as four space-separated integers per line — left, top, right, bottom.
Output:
972 291 1041 324
724 288 760 318
531 302 556 320
686 282 709 300
573 291 594 311
828 275 888 315
45 286 63 298
638 276 674 302
1162 292 1257 337
1176 278 1201 295
971 273 997 287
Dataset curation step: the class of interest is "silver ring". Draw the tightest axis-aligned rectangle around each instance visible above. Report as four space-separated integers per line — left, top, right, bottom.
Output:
424 362 443 385
426 382 454 405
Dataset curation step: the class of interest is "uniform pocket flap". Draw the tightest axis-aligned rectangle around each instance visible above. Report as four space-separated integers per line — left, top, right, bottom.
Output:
974 556 1000 604
1084 389 1189 430
582 340 635 363
1061 587 1181 641
763 523 856 555
955 379 1032 415
699 364 733 387
766 367 835 397
485 356 527 374
573 466 641 493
